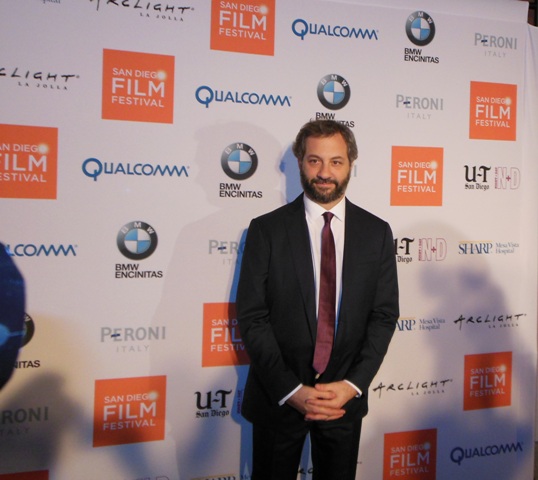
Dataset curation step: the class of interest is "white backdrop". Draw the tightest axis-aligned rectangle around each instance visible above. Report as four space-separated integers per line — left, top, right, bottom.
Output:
0 1 537 479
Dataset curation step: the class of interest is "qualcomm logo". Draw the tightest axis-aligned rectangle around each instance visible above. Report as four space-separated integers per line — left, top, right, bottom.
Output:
82 158 189 182
6 244 77 257
195 85 291 109
450 442 523 466
292 18 378 41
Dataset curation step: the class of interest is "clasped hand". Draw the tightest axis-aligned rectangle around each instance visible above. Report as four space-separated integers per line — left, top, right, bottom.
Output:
286 381 356 422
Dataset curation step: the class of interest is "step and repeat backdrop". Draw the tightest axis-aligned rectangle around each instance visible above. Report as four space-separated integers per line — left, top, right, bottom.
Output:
0 1 537 479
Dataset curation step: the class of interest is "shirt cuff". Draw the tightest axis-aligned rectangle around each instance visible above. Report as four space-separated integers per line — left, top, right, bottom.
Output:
279 384 303 406
344 379 362 397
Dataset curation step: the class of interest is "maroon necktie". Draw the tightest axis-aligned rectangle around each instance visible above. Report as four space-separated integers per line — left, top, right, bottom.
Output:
313 211 336 378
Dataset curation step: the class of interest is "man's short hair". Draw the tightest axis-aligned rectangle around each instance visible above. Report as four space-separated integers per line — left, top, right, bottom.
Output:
292 120 358 162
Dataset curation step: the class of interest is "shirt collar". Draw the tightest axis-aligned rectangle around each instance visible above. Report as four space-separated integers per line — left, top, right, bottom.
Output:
304 194 346 223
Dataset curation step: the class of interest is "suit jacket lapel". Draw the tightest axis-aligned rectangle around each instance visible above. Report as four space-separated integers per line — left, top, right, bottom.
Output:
285 195 317 342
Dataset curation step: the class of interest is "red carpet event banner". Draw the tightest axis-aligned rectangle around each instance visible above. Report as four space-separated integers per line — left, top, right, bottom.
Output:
0 1 537 479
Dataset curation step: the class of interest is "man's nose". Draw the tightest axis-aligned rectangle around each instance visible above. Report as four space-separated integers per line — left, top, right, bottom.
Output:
317 161 331 179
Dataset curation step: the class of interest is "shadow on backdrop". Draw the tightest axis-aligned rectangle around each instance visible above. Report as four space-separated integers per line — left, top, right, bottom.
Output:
149 121 282 479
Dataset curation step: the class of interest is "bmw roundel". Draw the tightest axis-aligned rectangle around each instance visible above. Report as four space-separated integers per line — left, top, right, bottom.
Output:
117 221 158 260
317 74 351 111
406 11 435 46
221 143 258 180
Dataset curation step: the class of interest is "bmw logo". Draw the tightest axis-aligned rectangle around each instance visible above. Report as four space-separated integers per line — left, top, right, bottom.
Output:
317 74 351 110
22 314 35 347
406 11 435 46
117 221 158 260
221 143 258 180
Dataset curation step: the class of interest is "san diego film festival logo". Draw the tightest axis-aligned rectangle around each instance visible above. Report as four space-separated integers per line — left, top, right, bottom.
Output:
469 81 517 141
210 0 275 56
93 375 166 447
464 351 512 411
202 303 249 367
384 429 437 479
391 146 444 206
102 49 175 123
0 124 58 199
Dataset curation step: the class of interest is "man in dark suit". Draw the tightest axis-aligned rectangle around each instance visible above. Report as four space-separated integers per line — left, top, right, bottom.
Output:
236 120 399 480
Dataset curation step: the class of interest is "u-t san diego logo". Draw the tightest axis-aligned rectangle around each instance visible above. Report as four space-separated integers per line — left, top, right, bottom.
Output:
406 11 435 46
317 74 351 110
117 221 158 260
221 143 258 180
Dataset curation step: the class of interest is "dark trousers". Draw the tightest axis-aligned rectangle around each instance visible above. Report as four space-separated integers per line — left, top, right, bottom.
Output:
252 418 362 480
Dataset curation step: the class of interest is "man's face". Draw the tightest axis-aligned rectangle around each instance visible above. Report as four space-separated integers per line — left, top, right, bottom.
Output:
299 133 352 208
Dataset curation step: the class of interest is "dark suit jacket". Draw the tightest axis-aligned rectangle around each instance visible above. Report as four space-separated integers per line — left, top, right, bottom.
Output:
236 194 399 427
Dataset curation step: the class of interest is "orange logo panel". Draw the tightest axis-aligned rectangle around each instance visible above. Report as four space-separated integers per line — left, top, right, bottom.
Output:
469 81 517 141
210 0 275 56
93 376 166 447
0 124 58 199
102 49 174 124
464 351 512 411
391 146 443 206
202 303 249 367
0 473 48 480
384 429 437 480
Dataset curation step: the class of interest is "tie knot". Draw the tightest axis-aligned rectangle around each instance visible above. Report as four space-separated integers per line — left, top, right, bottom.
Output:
323 212 334 225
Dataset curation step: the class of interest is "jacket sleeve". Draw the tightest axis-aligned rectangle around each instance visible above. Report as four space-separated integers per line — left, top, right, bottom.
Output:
236 218 302 404
346 222 399 393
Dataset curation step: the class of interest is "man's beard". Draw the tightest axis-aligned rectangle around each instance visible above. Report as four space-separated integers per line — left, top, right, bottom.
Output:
300 169 351 205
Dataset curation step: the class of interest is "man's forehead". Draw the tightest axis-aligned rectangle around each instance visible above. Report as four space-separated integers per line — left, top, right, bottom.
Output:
304 134 348 154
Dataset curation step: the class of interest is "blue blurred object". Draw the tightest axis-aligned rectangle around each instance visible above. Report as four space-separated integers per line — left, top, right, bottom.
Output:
0 243 25 390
